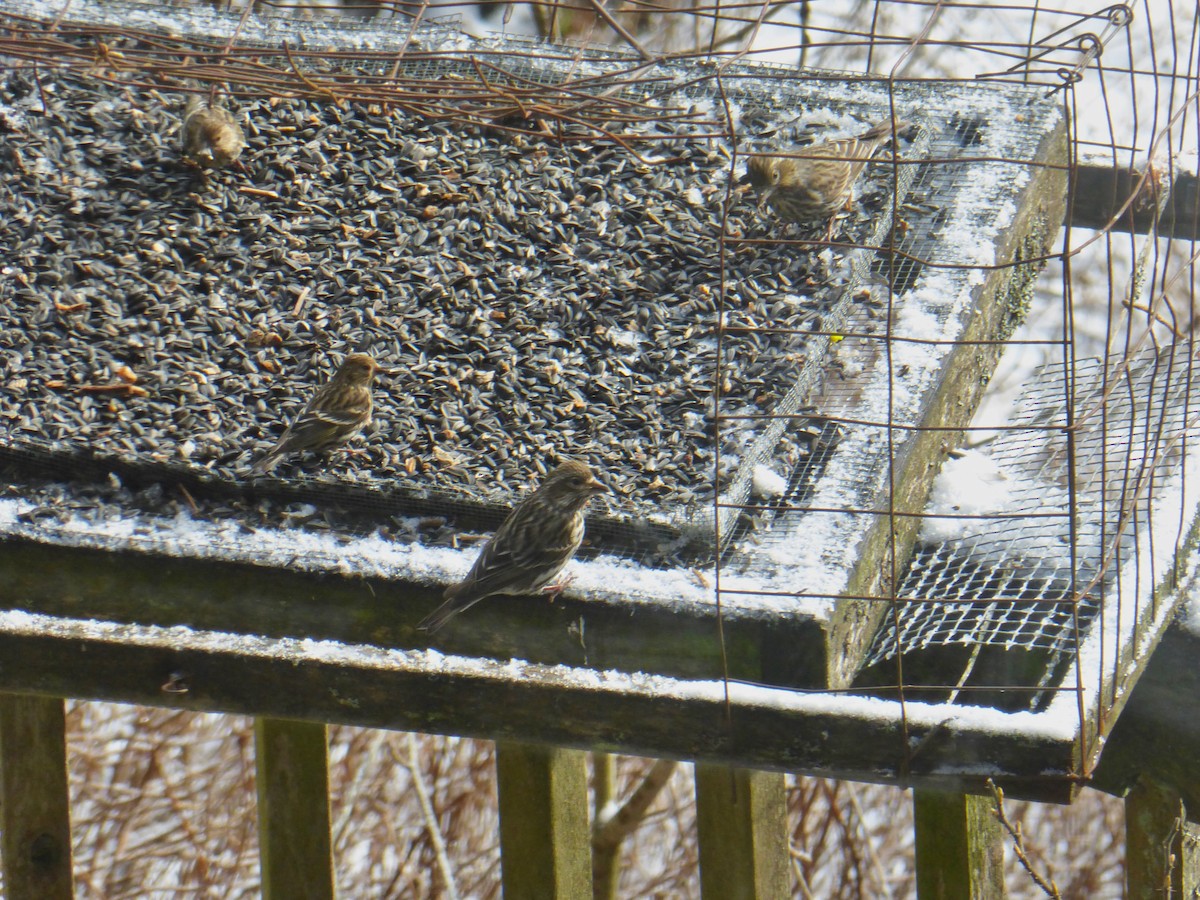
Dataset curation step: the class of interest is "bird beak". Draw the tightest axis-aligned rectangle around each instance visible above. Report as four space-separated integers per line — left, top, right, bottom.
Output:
737 171 752 186
587 477 608 495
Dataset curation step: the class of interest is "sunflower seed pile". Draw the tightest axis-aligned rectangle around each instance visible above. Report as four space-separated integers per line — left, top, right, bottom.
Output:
0 62 897 554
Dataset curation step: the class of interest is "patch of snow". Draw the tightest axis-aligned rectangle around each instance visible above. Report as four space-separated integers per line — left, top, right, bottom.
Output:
1042 419 1200 732
751 464 787 499
919 450 1016 543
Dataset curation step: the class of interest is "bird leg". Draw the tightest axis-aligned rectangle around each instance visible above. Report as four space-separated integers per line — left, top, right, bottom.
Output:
331 446 371 464
541 575 576 603
823 215 840 242
825 188 864 239
181 158 211 188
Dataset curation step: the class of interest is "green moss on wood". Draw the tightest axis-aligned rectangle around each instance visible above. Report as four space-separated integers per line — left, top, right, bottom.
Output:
0 693 74 900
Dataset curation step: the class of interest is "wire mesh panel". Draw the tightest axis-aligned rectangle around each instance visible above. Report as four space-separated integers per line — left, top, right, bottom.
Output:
861 345 1199 711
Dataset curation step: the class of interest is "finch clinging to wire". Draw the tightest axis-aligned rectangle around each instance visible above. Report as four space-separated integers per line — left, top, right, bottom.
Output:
418 460 608 633
182 94 247 169
252 354 380 474
745 118 910 228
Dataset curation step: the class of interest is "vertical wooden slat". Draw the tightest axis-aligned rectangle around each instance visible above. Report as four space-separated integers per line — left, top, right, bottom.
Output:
694 765 789 900
913 789 1005 900
0 693 74 900
1125 776 1200 899
255 718 335 900
495 741 591 900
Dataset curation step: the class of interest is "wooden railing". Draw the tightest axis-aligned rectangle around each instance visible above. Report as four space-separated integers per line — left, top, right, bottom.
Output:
1 627 1198 899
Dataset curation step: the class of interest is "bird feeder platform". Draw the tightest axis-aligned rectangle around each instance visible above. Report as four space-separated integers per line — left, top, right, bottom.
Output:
1 1 1194 801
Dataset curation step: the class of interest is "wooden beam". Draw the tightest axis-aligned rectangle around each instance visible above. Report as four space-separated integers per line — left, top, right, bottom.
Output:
1091 619 1200 810
0 693 73 900
255 718 335 900
0 610 1083 801
495 742 591 900
694 765 789 900
913 790 1005 900
1125 776 1200 900
0 535 825 691
1070 164 1199 240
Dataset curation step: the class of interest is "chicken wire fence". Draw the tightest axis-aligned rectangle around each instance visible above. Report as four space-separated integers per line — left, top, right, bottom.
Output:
0 0 1198 764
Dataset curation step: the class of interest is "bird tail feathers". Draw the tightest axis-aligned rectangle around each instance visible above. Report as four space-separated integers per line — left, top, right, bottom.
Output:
860 118 911 142
184 93 205 119
417 592 474 634
250 450 281 475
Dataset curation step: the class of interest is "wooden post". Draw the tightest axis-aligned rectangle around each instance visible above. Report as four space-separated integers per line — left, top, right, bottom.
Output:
1125 776 1200 899
913 790 1005 900
0 693 74 900
694 765 789 900
255 718 335 900
495 741 591 900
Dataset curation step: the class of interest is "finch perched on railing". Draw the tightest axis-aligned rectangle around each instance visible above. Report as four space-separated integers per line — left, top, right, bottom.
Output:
418 460 608 633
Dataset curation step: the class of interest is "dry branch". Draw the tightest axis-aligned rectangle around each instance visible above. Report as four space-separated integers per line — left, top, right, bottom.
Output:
988 779 1062 899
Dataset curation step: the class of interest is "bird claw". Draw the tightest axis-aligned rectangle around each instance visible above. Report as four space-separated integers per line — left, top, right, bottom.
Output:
181 158 209 183
824 212 850 242
541 575 576 602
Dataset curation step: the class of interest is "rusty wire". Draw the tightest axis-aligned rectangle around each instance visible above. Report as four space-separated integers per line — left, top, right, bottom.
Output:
0 0 1146 143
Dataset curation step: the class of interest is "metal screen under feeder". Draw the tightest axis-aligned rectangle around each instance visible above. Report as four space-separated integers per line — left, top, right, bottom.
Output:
858 343 1200 713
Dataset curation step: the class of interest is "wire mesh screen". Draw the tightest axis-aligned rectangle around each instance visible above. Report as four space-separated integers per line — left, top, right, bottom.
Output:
0 0 1199 793
862 345 1199 708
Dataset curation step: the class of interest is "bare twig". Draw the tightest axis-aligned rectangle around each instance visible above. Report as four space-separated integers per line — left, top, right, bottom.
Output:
1122 298 1186 340
842 780 893 898
398 734 461 900
988 779 1062 899
581 0 653 60
385 0 431 82
281 39 344 104
592 758 679 853
945 639 983 706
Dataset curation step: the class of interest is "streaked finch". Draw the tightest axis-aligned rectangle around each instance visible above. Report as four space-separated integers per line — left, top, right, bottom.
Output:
252 353 379 474
418 460 608 633
182 95 247 169
746 118 910 227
